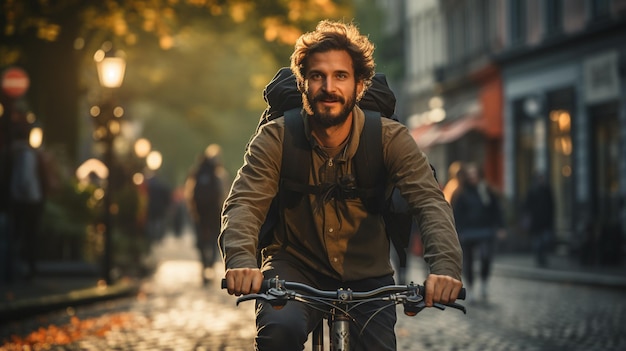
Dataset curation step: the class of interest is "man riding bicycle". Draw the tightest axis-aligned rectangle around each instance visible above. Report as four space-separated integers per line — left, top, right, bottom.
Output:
220 19 463 351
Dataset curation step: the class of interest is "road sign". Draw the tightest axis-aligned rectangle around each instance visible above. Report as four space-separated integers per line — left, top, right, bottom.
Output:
2 67 30 98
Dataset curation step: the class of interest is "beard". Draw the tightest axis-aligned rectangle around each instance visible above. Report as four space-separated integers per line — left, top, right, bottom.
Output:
303 88 357 128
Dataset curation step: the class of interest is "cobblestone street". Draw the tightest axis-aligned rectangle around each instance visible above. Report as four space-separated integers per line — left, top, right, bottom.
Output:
394 266 626 351
2 231 625 350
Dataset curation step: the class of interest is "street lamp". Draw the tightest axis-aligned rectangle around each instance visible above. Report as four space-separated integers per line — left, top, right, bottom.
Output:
95 49 126 88
146 150 162 172
94 45 126 285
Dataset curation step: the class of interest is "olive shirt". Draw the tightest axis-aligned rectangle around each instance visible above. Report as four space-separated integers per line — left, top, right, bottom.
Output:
219 106 462 282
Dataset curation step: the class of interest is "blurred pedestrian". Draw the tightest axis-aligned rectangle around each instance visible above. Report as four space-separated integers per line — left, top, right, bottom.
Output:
451 162 505 301
185 144 226 285
442 161 462 204
170 186 188 238
9 125 48 280
522 171 554 267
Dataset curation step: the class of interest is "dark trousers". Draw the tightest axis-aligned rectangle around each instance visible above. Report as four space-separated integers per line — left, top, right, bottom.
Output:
256 260 397 351
194 219 219 284
461 238 494 288
531 229 552 267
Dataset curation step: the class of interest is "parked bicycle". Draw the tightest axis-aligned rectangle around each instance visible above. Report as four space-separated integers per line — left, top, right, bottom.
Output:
222 277 466 351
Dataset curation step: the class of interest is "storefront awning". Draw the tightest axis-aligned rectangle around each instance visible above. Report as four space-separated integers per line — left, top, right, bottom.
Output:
411 114 483 150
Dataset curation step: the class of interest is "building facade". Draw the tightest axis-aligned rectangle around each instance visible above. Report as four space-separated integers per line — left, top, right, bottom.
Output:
403 0 626 262
497 0 626 262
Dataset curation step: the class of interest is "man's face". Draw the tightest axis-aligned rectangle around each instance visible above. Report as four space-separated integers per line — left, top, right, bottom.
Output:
302 50 364 128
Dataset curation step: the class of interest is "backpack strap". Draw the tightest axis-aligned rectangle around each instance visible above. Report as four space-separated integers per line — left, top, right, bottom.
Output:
257 108 308 265
280 108 313 208
357 110 412 268
355 110 387 212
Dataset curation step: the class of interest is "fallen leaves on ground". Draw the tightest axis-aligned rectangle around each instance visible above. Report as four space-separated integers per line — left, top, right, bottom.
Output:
0 312 138 350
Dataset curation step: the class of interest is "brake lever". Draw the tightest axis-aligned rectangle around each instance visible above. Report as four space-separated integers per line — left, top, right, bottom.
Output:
433 302 467 314
235 288 290 309
236 293 271 306
444 302 467 314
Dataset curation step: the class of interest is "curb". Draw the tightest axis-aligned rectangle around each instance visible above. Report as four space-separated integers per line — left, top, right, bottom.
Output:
0 279 141 324
492 263 626 290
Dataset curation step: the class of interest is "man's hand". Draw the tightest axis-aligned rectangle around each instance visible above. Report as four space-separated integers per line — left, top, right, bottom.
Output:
424 274 463 307
224 268 264 296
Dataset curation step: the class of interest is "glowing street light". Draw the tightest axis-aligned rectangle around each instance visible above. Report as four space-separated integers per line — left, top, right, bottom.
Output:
146 150 162 171
95 44 126 285
29 127 43 149
134 138 151 159
94 49 126 88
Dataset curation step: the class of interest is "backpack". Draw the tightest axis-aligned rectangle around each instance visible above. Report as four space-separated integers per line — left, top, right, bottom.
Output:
256 67 421 269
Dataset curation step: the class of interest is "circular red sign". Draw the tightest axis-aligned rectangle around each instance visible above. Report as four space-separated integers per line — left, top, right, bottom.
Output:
2 67 30 98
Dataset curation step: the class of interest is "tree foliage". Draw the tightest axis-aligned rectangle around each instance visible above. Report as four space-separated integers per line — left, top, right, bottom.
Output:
0 0 352 184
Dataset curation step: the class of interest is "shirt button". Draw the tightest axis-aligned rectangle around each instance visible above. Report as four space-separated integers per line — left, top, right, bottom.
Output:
328 228 334 233
333 257 338 262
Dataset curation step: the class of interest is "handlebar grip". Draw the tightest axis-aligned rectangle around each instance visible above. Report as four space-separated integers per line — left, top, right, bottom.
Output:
418 285 466 300
220 278 275 290
458 288 466 300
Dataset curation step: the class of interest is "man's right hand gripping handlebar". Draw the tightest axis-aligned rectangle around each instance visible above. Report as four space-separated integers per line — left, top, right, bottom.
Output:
223 268 265 296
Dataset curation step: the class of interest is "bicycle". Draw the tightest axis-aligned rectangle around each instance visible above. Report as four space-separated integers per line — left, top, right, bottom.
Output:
221 277 466 351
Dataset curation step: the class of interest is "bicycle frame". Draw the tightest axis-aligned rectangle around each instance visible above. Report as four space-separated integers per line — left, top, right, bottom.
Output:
222 277 466 351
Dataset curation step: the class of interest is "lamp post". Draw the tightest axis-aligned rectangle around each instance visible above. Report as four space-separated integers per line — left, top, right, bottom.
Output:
94 46 126 285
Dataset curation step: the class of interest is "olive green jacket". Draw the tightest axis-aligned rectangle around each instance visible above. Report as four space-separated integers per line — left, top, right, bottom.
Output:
219 106 462 281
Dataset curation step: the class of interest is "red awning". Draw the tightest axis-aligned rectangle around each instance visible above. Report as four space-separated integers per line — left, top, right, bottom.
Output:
411 114 483 149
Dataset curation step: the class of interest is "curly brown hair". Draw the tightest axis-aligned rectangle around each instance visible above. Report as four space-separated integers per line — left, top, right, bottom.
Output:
290 20 376 99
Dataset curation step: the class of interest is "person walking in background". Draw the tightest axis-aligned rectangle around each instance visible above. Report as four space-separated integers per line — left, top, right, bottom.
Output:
522 171 554 267
185 144 226 285
9 125 48 280
451 162 505 302
442 161 462 204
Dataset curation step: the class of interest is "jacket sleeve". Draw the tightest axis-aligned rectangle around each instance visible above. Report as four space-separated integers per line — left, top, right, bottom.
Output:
218 119 284 269
381 120 463 281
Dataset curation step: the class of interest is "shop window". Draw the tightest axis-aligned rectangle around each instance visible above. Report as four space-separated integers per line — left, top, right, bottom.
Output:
546 87 576 242
591 104 622 254
591 0 611 18
526 0 543 45
513 97 545 210
613 0 626 14
545 0 563 37
563 0 586 33
509 0 527 46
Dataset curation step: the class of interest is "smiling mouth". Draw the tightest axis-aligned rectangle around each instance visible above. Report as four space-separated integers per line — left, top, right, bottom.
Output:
319 97 340 103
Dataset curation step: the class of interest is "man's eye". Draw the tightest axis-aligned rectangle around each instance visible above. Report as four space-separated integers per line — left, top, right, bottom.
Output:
310 73 322 80
337 73 348 80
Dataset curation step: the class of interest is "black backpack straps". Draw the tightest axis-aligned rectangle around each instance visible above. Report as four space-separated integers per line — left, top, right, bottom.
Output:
357 110 412 269
280 108 314 208
257 108 309 265
354 110 386 212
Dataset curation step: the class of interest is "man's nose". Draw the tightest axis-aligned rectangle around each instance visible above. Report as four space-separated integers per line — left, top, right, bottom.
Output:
322 77 336 92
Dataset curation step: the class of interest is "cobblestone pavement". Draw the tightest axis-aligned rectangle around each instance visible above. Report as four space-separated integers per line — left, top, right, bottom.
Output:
396 260 626 351
1 232 625 350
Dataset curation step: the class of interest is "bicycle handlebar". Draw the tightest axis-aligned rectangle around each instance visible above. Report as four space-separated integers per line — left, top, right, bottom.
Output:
221 278 465 300
221 277 466 315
